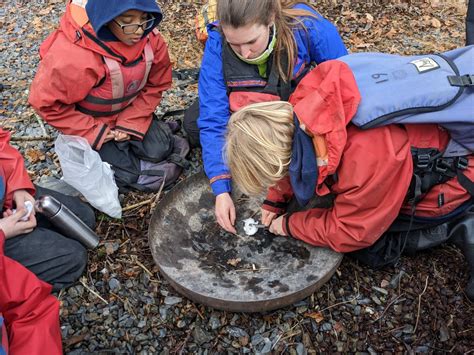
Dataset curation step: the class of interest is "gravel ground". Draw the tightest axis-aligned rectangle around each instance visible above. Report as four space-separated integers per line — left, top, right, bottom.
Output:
1 1 473 353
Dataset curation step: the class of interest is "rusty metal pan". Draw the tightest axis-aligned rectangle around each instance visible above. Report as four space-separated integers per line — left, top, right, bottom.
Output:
148 172 342 312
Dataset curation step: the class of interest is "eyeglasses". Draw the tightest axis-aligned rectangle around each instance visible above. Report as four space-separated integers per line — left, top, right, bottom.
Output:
113 16 156 35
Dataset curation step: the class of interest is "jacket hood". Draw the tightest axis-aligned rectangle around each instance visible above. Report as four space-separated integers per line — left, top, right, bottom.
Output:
289 60 361 191
86 0 162 41
40 1 154 63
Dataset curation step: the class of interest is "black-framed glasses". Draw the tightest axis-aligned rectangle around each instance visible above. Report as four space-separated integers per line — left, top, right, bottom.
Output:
113 15 156 35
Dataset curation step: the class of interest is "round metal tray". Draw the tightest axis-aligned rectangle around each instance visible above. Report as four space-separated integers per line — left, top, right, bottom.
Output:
148 172 342 312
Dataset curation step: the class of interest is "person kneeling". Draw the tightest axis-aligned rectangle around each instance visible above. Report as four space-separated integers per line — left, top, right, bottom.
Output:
225 100 474 301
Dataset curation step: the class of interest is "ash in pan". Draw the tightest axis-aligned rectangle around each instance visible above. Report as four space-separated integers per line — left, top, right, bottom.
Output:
190 205 311 277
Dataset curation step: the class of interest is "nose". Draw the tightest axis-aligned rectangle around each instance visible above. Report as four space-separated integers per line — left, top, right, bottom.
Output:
136 26 145 35
240 46 252 59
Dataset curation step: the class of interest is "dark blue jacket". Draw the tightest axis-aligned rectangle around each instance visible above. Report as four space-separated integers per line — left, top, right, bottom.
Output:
198 3 348 195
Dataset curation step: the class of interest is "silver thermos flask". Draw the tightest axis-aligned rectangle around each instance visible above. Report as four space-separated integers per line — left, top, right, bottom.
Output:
35 195 99 249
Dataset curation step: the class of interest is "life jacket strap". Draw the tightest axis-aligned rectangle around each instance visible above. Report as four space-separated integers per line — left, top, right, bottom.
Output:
407 147 473 205
448 74 474 87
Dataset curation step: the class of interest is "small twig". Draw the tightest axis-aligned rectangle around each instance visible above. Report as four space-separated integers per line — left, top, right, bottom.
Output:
121 222 131 239
80 278 109 305
414 276 429 334
135 258 154 277
276 330 302 343
319 293 359 313
381 325 409 337
150 174 167 211
372 293 406 322
122 198 154 212
193 305 205 320
10 135 54 142
272 320 303 350
110 292 137 318
177 329 192 355
119 239 130 248
33 113 49 138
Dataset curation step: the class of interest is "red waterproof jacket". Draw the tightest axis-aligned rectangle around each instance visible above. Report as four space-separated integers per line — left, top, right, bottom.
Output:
263 61 474 253
29 1 172 150
0 129 62 354
0 130 35 209
0 231 62 355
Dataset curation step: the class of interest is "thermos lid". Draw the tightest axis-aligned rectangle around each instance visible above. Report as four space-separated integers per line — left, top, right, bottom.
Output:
35 195 61 218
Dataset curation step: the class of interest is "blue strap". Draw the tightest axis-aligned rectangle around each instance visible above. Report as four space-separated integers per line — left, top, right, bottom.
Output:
289 114 318 207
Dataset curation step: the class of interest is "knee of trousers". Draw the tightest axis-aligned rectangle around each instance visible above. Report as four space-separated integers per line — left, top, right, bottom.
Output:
50 239 88 291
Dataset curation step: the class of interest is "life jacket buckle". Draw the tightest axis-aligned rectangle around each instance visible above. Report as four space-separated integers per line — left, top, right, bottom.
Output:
455 157 469 170
434 158 450 173
416 154 432 169
447 74 474 87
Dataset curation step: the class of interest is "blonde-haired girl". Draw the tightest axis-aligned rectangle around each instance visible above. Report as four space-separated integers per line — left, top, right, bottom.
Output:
224 68 474 301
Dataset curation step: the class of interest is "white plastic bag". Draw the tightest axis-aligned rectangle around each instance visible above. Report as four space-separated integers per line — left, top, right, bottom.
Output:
55 135 122 218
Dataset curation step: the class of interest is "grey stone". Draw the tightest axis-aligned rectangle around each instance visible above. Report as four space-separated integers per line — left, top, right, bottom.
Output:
108 278 121 291
193 325 213 345
164 296 182 305
228 327 249 338
296 343 306 355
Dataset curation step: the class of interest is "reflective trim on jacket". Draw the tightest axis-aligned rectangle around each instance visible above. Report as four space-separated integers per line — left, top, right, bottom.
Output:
76 41 154 117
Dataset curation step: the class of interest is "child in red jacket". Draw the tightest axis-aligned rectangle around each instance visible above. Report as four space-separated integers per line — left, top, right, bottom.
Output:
0 128 95 291
29 0 183 192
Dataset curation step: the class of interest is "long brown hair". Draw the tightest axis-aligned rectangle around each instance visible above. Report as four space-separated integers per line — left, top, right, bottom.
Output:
217 0 318 82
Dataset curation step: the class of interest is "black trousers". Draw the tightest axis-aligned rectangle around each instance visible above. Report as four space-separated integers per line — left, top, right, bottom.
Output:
183 100 201 148
4 186 95 291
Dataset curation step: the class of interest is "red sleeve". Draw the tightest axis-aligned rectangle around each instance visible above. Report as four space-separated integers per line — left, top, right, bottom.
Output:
0 130 35 209
115 32 172 138
28 36 111 149
0 231 62 355
262 176 294 214
285 125 413 252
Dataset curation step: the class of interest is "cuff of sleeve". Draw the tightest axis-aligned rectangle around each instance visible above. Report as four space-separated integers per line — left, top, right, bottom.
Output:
262 199 287 215
282 214 293 238
92 124 110 150
115 125 146 140
211 178 232 195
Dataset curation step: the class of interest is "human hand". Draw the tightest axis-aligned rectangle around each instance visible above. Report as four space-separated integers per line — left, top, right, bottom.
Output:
261 208 277 227
0 208 37 239
215 193 236 233
114 130 130 142
269 215 287 236
104 130 116 143
13 189 36 217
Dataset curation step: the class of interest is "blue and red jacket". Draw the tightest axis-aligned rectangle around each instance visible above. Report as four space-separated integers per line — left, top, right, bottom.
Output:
198 3 348 195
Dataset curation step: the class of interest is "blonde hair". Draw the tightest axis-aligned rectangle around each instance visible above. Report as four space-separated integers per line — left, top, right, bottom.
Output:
217 0 318 82
225 101 294 195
